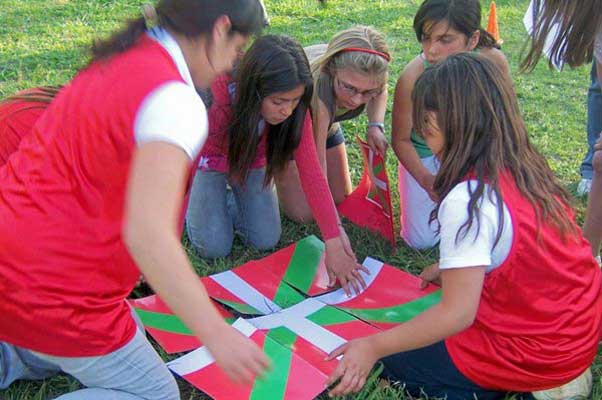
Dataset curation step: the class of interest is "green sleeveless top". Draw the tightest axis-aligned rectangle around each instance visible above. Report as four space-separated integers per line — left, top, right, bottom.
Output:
410 57 435 158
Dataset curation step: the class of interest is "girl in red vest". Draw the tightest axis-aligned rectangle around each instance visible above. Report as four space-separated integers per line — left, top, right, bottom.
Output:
186 34 367 295
0 87 58 166
325 53 602 400
0 1 269 399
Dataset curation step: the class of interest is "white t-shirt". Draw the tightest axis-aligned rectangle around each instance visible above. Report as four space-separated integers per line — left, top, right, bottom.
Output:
133 27 207 159
438 181 514 273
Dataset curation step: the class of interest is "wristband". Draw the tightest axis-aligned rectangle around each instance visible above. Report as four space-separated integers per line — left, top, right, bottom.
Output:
367 122 385 134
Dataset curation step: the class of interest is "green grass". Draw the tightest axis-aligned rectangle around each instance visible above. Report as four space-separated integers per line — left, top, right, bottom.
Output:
0 0 598 399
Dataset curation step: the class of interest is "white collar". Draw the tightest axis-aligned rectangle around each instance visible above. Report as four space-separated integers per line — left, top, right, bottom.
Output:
147 27 194 88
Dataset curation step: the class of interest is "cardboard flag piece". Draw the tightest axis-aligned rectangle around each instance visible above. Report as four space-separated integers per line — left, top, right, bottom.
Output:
248 298 379 375
252 235 332 296
168 319 327 400
315 257 442 330
337 137 395 247
130 295 234 354
201 262 306 315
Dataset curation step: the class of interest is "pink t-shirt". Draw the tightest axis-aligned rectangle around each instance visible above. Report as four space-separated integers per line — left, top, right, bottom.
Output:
199 75 340 240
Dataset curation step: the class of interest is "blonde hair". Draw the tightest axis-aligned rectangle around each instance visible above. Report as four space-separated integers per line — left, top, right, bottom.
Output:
311 25 390 84
310 26 389 124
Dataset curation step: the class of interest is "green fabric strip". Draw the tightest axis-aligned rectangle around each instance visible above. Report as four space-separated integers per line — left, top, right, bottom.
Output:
134 308 193 335
306 305 357 326
250 333 292 400
337 290 442 324
283 236 324 293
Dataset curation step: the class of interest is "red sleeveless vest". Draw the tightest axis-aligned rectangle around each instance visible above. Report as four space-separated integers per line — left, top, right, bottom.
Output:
0 35 193 356
445 174 602 391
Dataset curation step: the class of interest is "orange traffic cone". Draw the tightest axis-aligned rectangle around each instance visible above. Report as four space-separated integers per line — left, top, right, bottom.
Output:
487 1 503 45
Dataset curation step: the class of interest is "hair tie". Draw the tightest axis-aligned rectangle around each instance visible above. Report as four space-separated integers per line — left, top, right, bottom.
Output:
141 4 159 29
338 47 391 62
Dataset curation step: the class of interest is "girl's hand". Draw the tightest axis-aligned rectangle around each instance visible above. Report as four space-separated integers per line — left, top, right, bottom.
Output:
419 173 438 202
419 262 441 288
325 337 378 397
366 126 389 156
325 227 369 296
204 323 271 385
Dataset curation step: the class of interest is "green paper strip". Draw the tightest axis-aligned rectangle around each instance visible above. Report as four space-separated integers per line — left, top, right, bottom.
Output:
307 305 357 326
272 282 306 309
338 290 442 324
134 308 193 335
372 161 383 176
267 326 298 348
134 308 236 335
214 299 262 315
283 236 324 293
250 332 292 400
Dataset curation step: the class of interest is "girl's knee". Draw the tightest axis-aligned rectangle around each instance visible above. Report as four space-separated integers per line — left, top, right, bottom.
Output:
186 224 233 258
248 225 281 251
152 374 180 400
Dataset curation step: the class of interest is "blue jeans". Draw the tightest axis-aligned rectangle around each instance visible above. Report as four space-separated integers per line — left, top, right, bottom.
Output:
0 329 179 399
380 341 533 400
582 61 602 179
185 167 282 258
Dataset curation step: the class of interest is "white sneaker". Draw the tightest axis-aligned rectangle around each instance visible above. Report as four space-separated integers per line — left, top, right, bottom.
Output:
577 178 592 197
532 368 592 400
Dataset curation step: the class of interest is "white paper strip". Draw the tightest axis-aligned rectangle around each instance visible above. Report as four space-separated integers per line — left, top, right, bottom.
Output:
314 257 383 305
285 318 346 355
248 298 326 330
167 318 256 376
210 270 281 314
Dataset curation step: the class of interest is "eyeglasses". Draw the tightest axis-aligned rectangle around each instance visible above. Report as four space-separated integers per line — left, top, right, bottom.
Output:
335 77 383 99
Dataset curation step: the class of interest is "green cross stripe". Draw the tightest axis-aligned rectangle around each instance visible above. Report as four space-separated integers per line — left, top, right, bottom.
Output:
250 330 293 400
306 305 357 326
134 308 193 335
372 161 383 176
337 290 442 324
272 281 306 309
214 299 263 315
134 308 236 335
282 235 324 293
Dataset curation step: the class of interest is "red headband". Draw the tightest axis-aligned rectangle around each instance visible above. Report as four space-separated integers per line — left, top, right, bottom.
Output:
338 47 391 62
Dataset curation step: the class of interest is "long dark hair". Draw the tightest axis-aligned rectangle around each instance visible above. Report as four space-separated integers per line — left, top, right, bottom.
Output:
5 86 62 104
521 0 602 71
227 35 313 185
412 53 575 246
414 0 500 50
90 0 266 64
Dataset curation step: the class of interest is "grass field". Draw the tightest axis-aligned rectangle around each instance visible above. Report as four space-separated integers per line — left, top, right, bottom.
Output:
0 0 600 399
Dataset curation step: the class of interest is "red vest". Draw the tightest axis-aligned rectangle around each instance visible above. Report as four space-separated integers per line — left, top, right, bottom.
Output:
0 35 190 356
445 174 602 391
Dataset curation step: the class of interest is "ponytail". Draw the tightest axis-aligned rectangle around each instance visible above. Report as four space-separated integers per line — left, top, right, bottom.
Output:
88 0 265 65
